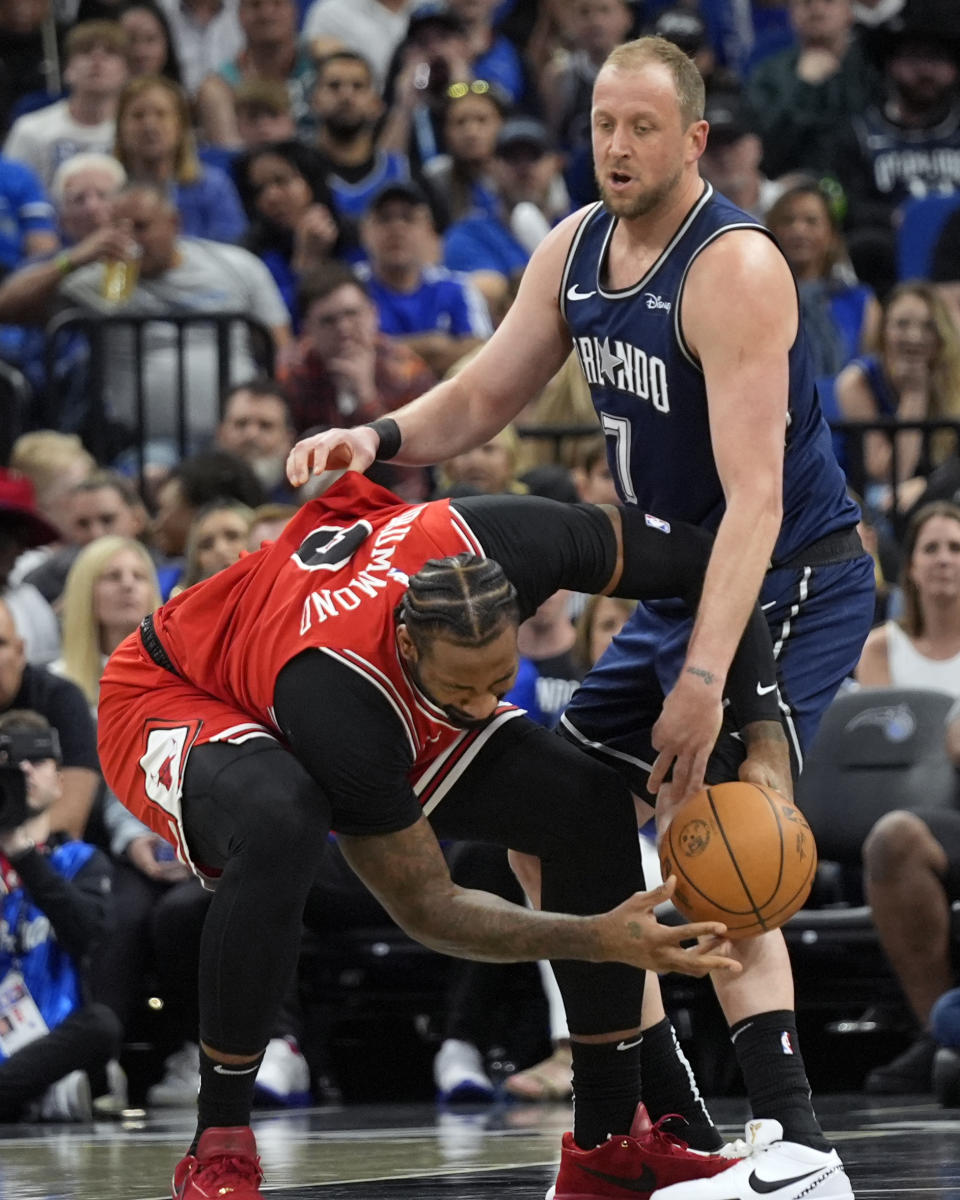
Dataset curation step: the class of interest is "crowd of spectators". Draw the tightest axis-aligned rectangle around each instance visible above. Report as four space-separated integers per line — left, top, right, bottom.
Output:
3 0 960 1121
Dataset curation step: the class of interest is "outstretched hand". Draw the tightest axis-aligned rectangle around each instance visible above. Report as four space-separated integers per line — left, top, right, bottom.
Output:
286 425 380 486
596 877 741 978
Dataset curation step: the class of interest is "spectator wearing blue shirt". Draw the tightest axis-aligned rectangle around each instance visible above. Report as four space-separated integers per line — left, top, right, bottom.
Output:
114 74 247 242
311 51 412 231
0 157 57 275
359 180 491 377
443 117 569 291
447 0 525 105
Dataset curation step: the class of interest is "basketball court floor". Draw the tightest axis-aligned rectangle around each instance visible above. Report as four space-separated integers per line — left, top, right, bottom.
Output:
2 1093 957 1200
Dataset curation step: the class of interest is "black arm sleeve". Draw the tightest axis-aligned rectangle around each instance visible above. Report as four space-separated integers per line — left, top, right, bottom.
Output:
10 846 113 960
274 650 424 836
452 495 781 726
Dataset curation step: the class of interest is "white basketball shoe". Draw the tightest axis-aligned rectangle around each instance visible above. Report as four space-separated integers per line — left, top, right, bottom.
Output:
651 1119 853 1200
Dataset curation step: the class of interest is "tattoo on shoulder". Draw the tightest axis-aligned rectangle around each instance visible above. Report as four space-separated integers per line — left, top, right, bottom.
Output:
685 665 716 686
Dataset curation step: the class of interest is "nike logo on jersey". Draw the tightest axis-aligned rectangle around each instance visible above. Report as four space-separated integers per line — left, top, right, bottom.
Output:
576 1163 657 1192
616 1036 643 1051
747 1165 836 1194
567 284 597 300
756 682 778 696
213 1063 260 1076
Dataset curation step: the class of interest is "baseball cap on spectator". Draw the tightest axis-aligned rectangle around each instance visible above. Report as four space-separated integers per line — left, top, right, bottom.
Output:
407 3 467 39
368 179 441 229
650 7 707 57
704 92 752 145
0 471 61 548
496 117 554 158
370 180 432 211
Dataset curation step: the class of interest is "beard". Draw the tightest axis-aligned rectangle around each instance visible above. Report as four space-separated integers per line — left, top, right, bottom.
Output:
407 660 497 731
596 162 683 220
323 112 369 141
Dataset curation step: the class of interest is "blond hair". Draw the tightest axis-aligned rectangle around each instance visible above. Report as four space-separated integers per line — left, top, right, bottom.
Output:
10 431 96 509
602 36 706 127
115 75 200 185
60 536 161 707
875 281 960 465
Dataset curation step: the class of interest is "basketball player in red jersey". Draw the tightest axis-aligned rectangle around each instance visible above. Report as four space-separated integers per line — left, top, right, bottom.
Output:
99 471 787 1200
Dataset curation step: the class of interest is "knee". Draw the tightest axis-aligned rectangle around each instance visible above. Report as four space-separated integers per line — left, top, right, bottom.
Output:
863 810 936 884
225 751 330 867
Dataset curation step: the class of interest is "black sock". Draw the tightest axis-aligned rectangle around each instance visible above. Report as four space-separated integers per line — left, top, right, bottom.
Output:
730 1011 830 1152
571 1037 641 1150
190 1046 265 1155
640 1018 723 1152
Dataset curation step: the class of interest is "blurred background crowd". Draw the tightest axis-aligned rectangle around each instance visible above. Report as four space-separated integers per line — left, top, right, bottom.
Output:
3 0 960 1130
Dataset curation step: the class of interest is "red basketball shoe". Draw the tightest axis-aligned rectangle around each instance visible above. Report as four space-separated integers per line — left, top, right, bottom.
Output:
172 1126 264 1199
546 1104 741 1200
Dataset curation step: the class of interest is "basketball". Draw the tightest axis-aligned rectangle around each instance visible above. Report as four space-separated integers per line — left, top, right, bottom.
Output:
659 781 818 940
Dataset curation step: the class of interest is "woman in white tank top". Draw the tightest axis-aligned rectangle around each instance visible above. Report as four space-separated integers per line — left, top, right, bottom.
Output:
856 501 960 698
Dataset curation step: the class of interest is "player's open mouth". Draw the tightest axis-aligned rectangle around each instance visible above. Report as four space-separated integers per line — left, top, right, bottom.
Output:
608 172 632 188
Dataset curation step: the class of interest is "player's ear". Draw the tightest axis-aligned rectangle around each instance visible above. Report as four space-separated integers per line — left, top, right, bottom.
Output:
396 623 417 663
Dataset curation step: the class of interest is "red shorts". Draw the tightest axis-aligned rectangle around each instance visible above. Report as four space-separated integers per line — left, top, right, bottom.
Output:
98 631 277 874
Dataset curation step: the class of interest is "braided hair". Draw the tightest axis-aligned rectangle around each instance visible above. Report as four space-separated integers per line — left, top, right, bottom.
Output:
399 554 519 653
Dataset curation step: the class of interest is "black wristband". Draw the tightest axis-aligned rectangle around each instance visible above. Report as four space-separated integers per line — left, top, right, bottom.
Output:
367 417 402 461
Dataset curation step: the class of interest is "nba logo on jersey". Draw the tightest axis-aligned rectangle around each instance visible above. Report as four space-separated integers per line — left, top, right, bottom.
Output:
644 514 671 533
781 1030 795 1055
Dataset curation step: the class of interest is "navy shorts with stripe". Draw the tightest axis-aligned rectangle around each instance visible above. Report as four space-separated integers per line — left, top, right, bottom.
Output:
560 552 876 798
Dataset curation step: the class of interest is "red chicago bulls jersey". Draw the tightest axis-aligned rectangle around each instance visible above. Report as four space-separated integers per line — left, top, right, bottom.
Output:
152 472 514 767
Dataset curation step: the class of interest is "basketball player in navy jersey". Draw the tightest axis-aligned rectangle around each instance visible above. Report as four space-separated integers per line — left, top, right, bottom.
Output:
288 33 875 1200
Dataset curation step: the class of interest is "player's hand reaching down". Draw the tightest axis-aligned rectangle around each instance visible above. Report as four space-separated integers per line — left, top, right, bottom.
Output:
286 425 380 485
649 668 724 801
597 877 741 977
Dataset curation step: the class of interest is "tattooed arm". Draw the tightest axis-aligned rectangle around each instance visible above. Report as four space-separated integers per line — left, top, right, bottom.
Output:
338 816 740 977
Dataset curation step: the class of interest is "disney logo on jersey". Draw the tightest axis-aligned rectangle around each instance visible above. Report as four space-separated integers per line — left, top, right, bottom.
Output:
574 335 670 413
644 293 671 313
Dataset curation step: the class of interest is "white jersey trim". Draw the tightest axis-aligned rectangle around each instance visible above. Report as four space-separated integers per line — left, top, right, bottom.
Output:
416 708 526 815
767 566 809 772
559 713 654 772
207 722 276 742
596 183 715 302
318 647 419 756
448 506 486 557
673 221 773 371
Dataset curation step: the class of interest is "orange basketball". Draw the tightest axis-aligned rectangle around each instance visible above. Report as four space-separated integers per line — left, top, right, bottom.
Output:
659 781 818 940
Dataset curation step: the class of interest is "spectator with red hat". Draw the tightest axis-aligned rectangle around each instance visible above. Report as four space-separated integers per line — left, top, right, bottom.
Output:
0 469 61 668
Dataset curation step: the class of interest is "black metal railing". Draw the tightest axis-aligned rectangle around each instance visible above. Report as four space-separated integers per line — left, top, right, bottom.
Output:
42 309 276 473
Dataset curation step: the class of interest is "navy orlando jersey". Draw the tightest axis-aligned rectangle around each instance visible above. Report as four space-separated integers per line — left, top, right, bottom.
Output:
559 183 858 564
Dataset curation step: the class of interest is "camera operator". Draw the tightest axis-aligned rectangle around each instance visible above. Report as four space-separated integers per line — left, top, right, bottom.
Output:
0 710 119 1122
